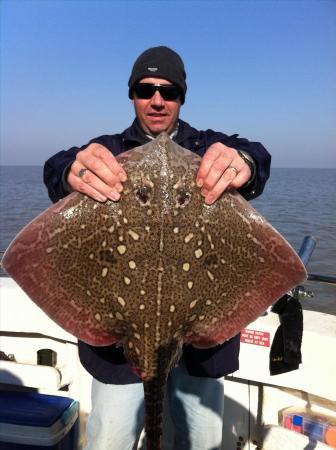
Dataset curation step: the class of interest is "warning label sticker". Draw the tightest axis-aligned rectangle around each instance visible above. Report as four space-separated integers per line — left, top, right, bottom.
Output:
240 329 270 347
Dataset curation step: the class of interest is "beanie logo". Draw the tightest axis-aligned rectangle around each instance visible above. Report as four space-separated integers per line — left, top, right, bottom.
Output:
147 67 158 72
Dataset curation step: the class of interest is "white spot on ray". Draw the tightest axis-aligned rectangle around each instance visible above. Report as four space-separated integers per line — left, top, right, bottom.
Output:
189 299 197 309
117 245 127 255
139 304 145 310
128 230 140 241
188 281 193 289
182 262 190 272
117 297 126 307
207 270 215 281
195 248 203 259
173 227 179 234
116 311 124 320
95 313 101 322
140 290 145 296
101 267 108 277
124 276 131 285
184 233 194 243
50 226 66 236
207 233 215 249
169 305 176 313
129 260 136 269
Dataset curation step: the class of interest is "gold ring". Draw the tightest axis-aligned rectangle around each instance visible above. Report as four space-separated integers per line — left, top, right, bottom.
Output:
78 168 87 178
228 166 238 175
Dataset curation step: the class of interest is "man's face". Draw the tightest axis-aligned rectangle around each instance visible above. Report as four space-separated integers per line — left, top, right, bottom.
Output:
132 77 181 136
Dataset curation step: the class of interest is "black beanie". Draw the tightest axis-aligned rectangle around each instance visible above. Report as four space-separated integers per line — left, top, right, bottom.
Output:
128 46 187 104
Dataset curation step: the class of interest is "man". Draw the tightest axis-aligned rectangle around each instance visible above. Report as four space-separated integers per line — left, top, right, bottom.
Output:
44 46 271 450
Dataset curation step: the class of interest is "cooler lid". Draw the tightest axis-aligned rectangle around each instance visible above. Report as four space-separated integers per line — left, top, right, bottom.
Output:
0 391 74 427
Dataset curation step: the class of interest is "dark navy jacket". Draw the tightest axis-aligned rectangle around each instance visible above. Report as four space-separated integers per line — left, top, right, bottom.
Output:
44 119 271 384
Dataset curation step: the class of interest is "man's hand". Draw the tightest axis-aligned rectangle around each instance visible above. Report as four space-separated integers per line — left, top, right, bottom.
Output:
196 142 251 205
67 143 127 202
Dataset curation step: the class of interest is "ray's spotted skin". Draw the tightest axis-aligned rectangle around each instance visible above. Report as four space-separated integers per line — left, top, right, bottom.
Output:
2 134 307 450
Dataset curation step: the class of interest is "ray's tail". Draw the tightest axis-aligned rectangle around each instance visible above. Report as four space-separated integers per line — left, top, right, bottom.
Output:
143 376 166 450
142 340 182 450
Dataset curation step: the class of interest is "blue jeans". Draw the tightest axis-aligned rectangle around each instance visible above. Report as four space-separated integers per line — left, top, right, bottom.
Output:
84 359 224 450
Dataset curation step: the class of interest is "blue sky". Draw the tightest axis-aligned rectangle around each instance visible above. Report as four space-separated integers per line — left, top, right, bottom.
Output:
1 0 335 167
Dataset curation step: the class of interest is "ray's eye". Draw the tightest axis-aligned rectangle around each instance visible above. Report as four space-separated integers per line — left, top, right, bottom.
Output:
99 250 116 264
136 186 151 205
204 254 218 266
177 189 191 207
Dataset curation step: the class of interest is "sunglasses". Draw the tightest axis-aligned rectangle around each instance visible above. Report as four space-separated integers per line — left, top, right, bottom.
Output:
133 83 181 101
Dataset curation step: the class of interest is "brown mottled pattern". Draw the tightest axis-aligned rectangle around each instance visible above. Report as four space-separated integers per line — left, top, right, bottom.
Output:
2 133 307 450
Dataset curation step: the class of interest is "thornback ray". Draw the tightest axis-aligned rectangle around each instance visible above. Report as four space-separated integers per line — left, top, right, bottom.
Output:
2 133 307 450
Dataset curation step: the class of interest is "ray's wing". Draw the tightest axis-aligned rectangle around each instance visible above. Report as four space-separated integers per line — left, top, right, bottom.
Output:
172 190 307 348
2 191 159 346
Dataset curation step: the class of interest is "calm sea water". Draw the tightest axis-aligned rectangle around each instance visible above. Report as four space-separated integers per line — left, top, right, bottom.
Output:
0 166 335 314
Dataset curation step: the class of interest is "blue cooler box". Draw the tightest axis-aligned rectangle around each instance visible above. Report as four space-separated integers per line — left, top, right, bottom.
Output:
0 391 78 449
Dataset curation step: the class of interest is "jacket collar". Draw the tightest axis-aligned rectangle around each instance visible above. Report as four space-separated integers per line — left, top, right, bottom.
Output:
121 118 199 146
